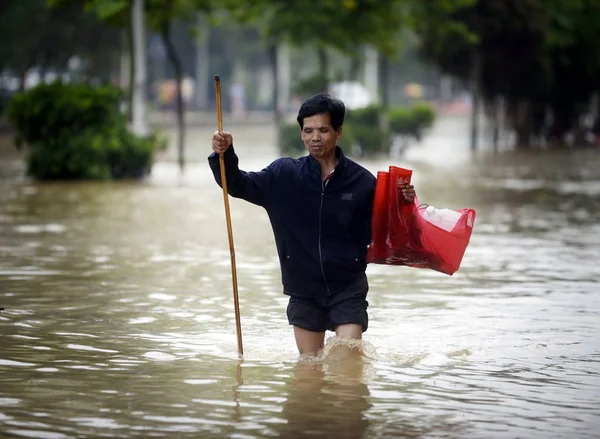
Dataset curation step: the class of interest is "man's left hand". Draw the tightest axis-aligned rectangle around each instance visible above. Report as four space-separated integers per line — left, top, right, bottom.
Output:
400 185 416 204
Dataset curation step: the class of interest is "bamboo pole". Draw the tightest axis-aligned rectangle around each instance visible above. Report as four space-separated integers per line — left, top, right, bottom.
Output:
215 75 243 356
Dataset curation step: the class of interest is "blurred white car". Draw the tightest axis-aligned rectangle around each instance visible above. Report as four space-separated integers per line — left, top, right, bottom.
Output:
329 81 373 110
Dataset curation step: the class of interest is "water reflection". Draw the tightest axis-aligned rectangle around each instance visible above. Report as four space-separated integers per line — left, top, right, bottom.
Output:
279 342 371 439
280 358 371 439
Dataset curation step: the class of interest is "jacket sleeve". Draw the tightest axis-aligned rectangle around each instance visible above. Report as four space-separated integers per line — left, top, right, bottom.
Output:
208 146 272 207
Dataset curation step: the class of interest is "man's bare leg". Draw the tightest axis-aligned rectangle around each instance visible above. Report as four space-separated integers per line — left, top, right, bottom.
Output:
328 323 364 362
335 323 362 340
294 326 325 355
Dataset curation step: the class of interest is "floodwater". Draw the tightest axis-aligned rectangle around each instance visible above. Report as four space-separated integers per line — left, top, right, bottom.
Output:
1 117 599 438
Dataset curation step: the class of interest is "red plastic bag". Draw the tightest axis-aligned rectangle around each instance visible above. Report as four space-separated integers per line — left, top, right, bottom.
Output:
366 167 476 275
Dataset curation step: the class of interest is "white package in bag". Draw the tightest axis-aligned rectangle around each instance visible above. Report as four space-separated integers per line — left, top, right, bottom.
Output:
422 206 463 232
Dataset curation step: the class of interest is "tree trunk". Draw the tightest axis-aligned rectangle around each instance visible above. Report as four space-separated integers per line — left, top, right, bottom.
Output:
378 55 389 109
18 64 28 92
194 13 209 111
274 43 291 154
162 21 186 173
516 128 531 149
548 105 569 148
491 101 499 153
39 63 48 84
125 19 134 122
131 0 148 136
489 97 505 153
364 46 379 106
349 53 361 82
531 102 546 148
268 43 281 149
317 46 328 91
469 50 481 152
593 92 600 146
514 100 532 149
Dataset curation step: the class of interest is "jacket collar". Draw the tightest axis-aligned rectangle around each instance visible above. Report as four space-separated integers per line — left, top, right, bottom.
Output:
306 145 348 172
303 146 348 187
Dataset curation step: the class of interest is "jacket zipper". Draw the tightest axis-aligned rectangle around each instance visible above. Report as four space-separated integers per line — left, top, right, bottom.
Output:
319 181 330 294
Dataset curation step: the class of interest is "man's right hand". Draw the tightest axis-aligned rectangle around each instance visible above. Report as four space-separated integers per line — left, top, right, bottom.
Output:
212 130 233 155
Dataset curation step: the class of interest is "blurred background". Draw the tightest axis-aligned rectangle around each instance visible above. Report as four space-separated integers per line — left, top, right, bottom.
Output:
1 1 600 438
1 0 599 178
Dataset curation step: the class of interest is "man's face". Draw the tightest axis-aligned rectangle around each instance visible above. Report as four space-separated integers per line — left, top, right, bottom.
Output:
300 113 342 160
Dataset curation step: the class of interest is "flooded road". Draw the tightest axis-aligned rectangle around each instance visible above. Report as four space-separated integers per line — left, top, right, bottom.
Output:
1 117 599 438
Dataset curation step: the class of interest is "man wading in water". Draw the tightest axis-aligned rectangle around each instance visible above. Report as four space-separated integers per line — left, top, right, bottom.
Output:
209 93 415 355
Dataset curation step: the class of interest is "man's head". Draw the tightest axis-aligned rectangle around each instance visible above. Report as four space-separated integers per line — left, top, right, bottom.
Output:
297 94 345 160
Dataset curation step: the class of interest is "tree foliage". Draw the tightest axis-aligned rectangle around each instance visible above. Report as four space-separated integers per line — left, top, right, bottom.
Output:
222 0 408 59
62 0 217 171
414 0 600 146
7 82 160 179
0 0 120 86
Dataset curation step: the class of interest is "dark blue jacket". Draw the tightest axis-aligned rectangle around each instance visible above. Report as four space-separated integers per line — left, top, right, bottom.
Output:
208 146 376 298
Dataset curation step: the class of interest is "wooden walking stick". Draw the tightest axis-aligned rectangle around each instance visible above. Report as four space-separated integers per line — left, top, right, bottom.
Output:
215 75 243 356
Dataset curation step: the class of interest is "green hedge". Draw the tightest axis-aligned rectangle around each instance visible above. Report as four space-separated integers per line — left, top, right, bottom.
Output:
279 123 302 156
345 105 389 155
6 81 160 180
280 102 436 158
388 102 435 141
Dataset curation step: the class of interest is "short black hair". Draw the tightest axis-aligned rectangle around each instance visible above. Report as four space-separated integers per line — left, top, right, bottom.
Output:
296 93 345 131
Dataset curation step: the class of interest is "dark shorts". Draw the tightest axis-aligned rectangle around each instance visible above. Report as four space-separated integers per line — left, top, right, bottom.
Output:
286 275 369 333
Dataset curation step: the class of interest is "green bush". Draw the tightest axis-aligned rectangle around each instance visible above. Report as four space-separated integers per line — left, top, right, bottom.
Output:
346 105 382 127
25 127 155 180
345 124 390 155
345 105 391 156
411 102 436 128
6 81 158 180
388 102 436 141
7 82 123 146
279 122 303 156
